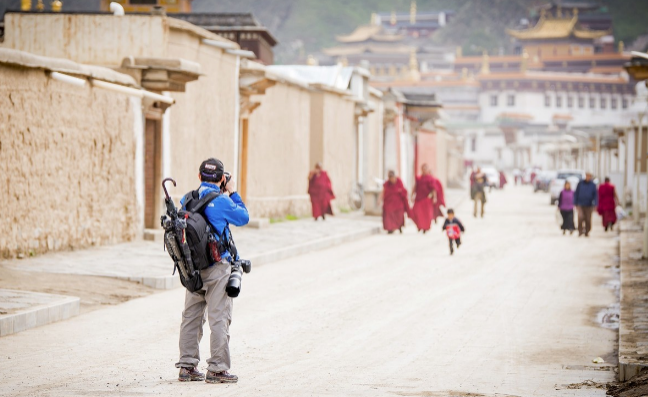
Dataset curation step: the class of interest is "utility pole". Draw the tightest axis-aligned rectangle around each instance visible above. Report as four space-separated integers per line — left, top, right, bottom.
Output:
635 117 643 223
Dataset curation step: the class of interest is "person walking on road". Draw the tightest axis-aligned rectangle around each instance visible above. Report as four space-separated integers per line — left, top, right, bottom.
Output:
471 168 487 218
176 158 249 384
557 180 575 235
597 177 620 232
431 174 445 224
499 171 507 189
380 170 410 234
442 208 465 255
308 163 335 221
574 172 598 237
411 164 437 233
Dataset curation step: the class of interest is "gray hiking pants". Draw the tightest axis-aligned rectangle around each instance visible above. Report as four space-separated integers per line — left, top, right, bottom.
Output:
175 261 232 373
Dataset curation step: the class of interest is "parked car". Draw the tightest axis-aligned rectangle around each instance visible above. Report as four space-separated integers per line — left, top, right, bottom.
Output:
480 167 500 189
549 169 585 205
534 170 557 193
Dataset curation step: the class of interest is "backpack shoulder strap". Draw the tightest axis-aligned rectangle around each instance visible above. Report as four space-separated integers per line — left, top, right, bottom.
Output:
190 191 221 214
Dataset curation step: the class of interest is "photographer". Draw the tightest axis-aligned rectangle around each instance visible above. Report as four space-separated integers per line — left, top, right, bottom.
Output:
175 158 249 384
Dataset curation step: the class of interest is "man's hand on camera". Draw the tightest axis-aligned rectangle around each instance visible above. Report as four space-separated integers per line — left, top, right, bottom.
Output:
225 178 237 194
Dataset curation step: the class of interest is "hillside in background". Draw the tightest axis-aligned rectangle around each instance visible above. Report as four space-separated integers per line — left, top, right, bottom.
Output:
194 0 648 63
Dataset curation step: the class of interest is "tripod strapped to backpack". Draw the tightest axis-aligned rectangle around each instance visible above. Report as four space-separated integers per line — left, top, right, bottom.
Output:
160 178 208 292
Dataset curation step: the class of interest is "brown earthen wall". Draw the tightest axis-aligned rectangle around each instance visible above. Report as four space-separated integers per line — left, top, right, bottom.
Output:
0 65 137 258
246 81 311 218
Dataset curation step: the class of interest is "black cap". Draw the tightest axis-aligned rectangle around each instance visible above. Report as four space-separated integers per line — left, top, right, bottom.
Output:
199 158 224 182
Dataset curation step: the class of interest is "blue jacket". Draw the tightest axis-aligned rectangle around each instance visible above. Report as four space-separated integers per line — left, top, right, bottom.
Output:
574 180 598 207
181 182 249 261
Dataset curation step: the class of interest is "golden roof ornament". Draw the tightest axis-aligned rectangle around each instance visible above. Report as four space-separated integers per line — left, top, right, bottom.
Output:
390 10 396 25
540 8 546 19
573 8 578 18
556 5 562 18
51 0 62 12
409 48 418 71
480 50 490 75
371 13 378 25
339 56 348 67
410 1 416 24
618 41 624 53
456 46 462 58
521 52 529 73
461 67 468 80
306 55 318 66
36 0 44 11
21 0 31 11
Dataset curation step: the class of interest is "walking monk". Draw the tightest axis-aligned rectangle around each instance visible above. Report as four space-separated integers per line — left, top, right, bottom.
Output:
597 177 619 232
411 164 437 233
308 163 335 221
380 170 410 234
431 174 445 224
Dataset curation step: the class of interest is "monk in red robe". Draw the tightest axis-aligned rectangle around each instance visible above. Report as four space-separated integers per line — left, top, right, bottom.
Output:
308 163 335 221
411 164 437 233
597 177 619 231
431 175 445 223
381 170 410 234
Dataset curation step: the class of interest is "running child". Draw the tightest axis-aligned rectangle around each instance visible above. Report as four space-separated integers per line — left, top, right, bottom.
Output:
441 209 465 255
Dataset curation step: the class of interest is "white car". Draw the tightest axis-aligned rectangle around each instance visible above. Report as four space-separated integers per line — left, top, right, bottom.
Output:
480 167 500 188
550 169 585 205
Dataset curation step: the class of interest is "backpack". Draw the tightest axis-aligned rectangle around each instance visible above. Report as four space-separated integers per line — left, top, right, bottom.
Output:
180 190 222 271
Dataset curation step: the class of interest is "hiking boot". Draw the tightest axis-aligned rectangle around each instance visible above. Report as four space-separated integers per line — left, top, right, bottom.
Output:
178 367 205 382
206 370 238 384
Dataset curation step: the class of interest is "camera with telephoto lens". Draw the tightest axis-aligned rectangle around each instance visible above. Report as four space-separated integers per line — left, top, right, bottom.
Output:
221 171 232 193
226 259 251 298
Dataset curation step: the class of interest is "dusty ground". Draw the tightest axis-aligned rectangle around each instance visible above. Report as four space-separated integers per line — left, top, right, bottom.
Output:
0 186 618 396
0 266 156 314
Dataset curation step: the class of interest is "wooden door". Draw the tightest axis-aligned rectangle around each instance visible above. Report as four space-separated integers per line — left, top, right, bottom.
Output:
144 118 162 229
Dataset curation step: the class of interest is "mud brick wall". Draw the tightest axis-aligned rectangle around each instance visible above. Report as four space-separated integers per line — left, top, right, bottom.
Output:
0 64 138 258
246 81 312 219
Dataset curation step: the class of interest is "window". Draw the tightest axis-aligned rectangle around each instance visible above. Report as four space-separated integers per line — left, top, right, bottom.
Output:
589 97 596 109
567 96 573 108
490 95 498 107
600 97 607 109
130 0 157 4
578 97 584 108
622 98 629 109
611 97 618 109
507 94 515 107
556 96 562 108
471 138 477 152
545 95 551 107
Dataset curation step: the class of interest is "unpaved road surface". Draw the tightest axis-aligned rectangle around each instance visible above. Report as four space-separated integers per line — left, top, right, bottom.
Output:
0 187 617 396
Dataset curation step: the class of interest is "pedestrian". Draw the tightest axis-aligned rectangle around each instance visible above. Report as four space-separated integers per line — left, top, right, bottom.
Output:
597 177 620 232
574 172 598 237
472 168 487 218
431 174 445 224
411 164 437 233
380 170 410 234
176 158 249 384
499 171 507 189
308 163 335 221
442 209 465 255
557 180 575 235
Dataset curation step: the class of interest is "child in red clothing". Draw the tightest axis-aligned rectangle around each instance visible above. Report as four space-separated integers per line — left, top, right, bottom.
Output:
441 209 465 255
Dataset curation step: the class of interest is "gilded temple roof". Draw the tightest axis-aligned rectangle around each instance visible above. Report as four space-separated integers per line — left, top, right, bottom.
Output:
507 14 610 41
336 25 404 43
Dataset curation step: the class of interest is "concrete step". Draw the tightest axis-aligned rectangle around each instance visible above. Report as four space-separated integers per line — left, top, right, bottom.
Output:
0 289 79 337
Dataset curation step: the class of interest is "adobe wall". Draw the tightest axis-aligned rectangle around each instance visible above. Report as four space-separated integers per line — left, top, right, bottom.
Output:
0 64 138 258
246 81 312 219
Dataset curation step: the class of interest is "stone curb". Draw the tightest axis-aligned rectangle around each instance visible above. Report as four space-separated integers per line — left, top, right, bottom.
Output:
130 224 382 290
0 290 80 337
618 222 648 381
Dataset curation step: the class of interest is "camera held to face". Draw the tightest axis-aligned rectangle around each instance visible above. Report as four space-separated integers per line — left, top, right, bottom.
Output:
226 259 252 298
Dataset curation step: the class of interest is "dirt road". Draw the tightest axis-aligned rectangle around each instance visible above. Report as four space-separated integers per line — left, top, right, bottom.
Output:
0 186 617 396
